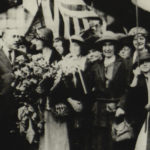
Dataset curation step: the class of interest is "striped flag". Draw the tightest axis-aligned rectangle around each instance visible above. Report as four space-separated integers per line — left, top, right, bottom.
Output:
132 0 150 12
41 0 100 38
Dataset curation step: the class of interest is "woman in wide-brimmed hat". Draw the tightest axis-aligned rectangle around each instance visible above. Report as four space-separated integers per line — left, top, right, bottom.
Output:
128 27 150 64
65 35 89 150
118 34 134 59
126 52 150 150
87 31 129 150
69 34 87 57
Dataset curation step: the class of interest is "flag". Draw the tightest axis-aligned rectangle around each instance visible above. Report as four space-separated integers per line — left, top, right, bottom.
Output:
41 0 100 38
132 0 150 12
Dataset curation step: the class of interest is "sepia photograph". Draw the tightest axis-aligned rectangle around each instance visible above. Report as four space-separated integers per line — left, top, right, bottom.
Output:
0 0 150 150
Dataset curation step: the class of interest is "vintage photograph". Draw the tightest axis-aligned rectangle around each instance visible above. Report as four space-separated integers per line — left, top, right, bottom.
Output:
0 0 150 150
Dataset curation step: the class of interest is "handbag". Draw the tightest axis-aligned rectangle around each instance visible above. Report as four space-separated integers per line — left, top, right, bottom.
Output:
112 118 134 142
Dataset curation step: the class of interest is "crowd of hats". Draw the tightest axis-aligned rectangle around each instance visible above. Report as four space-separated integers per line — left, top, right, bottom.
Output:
12 25 150 63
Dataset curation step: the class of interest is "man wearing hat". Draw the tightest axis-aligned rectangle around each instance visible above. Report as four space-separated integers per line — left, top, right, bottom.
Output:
79 17 103 50
80 17 103 39
126 52 150 150
87 31 128 150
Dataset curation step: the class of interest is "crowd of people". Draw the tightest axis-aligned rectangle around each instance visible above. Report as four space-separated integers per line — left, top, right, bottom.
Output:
1 18 150 150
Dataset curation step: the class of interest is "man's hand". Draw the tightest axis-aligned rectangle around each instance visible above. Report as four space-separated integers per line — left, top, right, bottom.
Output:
115 108 125 117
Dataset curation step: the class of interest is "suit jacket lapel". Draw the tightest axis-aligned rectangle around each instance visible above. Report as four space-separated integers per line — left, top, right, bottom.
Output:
0 49 12 71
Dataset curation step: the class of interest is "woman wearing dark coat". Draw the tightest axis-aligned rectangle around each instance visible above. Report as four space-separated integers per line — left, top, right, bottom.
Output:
125 52 150 150
87 31 128 150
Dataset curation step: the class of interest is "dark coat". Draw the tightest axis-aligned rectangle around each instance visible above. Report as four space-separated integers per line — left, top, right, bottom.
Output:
86 57 128 127
126 74 148 137
88 57 128 104
0 48 16 149
0 49 13 94
84 57 129 150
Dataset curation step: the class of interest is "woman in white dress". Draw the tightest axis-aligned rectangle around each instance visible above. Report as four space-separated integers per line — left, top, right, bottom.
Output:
38 37 70 150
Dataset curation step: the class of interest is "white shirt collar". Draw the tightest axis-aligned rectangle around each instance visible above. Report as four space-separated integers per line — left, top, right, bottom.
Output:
104 55 116 67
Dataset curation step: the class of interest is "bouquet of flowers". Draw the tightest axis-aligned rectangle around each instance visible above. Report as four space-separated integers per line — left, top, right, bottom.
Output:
12 54 54 143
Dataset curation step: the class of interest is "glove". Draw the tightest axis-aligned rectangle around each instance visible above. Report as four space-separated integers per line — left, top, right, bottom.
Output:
115 108 125 117
67 98 83 112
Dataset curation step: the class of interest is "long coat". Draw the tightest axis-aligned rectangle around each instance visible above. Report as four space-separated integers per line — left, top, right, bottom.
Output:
0 48 30 150
0 48 15 149
85 57 128 150
126 74 148 137
87 57 128 125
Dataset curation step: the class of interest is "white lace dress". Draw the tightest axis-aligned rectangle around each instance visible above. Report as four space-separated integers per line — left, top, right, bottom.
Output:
38 109 70 150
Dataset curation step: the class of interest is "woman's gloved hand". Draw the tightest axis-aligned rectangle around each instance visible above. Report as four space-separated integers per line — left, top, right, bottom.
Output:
67 98 83 112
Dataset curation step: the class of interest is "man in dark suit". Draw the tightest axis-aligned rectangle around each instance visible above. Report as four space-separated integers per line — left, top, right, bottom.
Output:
0 28 25 150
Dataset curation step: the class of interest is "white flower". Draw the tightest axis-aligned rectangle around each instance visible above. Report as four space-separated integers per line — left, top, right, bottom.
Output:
33 66 42 75
21 66 29 75
30 78 38 84
16 55 25 63
11 81 15 87
57 55 87 75
18 106 28 120
22 79 30 86
27 62 35 68
32 54 43 61
14 69 22 78
37 58 48 68
19 84 26 92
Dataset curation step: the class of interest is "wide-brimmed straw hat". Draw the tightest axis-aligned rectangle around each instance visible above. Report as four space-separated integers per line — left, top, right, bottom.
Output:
128 27 148 36
95 31 118 46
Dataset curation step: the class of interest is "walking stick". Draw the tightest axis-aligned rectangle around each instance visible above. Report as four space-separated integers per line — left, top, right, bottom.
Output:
135 0 140 66
77 68 88 95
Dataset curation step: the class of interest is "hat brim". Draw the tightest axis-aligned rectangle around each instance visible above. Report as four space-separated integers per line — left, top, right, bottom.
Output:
71 39 84 44
128 33 149 38
95 39 118 46
118 36 135 51
133 56 150 67
140 57 150 62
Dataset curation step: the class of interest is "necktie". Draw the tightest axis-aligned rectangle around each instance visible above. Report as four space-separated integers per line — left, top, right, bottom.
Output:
8 50 12 62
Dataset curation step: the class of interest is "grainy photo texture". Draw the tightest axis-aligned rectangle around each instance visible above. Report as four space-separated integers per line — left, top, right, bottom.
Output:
0 0 150 150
